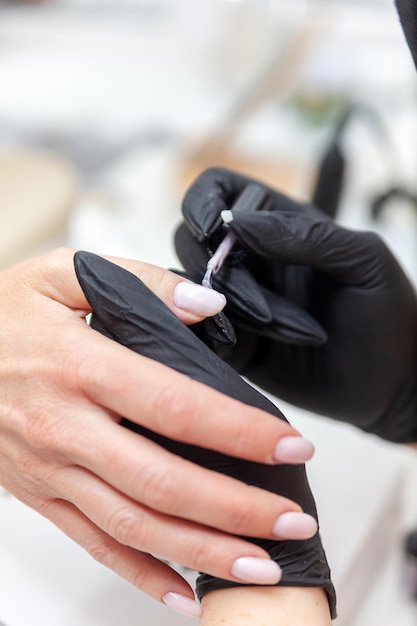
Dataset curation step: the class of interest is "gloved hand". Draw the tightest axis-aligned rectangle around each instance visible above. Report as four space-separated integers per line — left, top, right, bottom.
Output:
176 167 417 444
74 251 336 618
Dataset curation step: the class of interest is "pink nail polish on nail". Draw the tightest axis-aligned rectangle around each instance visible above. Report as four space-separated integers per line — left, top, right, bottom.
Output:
231 557 281 584
273 436 315 464
272 511 318 539
162 592 201 618
173 281 226 316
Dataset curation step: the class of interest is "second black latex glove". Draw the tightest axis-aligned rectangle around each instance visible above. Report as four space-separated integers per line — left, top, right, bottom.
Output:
177 167 417 444
74 251 335 616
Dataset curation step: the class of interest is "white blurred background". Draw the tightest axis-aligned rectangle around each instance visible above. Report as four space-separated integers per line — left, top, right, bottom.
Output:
0 1 417 625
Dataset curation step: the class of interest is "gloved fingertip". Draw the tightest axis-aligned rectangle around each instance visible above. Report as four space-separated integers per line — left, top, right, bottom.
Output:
203 312 237 345
74 250 104 297
269 324 328 347
230 297 272 325
215 268 273 325
74 249 95 274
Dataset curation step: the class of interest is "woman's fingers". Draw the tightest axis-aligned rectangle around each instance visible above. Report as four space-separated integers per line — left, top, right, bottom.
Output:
0 247 319 618
31 402 315 542
71 328 310 466
0 435 199 617
53 466 283 585
37 497 201 615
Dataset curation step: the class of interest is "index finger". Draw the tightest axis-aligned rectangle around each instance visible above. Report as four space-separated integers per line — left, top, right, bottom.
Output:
20 247 225 326
182 167 254 240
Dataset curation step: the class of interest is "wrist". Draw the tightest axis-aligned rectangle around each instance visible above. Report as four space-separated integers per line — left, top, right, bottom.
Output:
199 586 332 626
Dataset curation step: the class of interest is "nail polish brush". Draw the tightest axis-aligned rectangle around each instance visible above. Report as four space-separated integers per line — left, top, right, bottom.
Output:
202 182 270 289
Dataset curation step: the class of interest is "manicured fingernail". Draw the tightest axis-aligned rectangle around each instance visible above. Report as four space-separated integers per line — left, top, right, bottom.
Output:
162 592 201 618
231 557 281 584
272 511 318 539
174 281 226 316
273 436 315 464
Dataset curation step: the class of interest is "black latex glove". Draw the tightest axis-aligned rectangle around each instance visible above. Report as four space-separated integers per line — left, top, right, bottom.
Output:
176 167 417 444
396 0 417 69
74 251 336 617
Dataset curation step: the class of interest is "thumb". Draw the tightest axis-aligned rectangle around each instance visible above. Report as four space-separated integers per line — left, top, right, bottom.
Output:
228 206 389 286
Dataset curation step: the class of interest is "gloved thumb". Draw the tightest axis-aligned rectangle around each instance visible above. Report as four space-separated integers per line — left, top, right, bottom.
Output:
227 203 391 286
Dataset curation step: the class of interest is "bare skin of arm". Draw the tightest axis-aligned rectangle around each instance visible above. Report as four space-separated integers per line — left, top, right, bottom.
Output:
200 586 332 626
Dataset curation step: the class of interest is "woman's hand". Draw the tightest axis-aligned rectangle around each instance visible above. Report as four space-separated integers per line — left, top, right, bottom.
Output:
0 247 315 618
74 251 335 620
176 167 417 444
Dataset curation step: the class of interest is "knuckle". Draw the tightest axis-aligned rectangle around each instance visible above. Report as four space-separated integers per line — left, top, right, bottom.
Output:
88 536 118 569
228 491 259 535
201 166 225 181
189 167 231 197
151 385 195 440
130 567 150 592
39 329 86 394
22 346 88 453
107 507 148 548
55 332 89 387
356 230 387 262
23 247 75 291
52 333 98 403
23 403 60 451
21 458 54 495
356 231 393 278
42 246 74 268
184 538 216 571
231 419 261 456
138 462 179 512
25 246 67 272
23 392 75 453
361 230 384 249
309 217 334 247
23 396 79 458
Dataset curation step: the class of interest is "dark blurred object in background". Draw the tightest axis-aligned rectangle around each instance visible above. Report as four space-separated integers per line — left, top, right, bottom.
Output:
404 530 417 601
